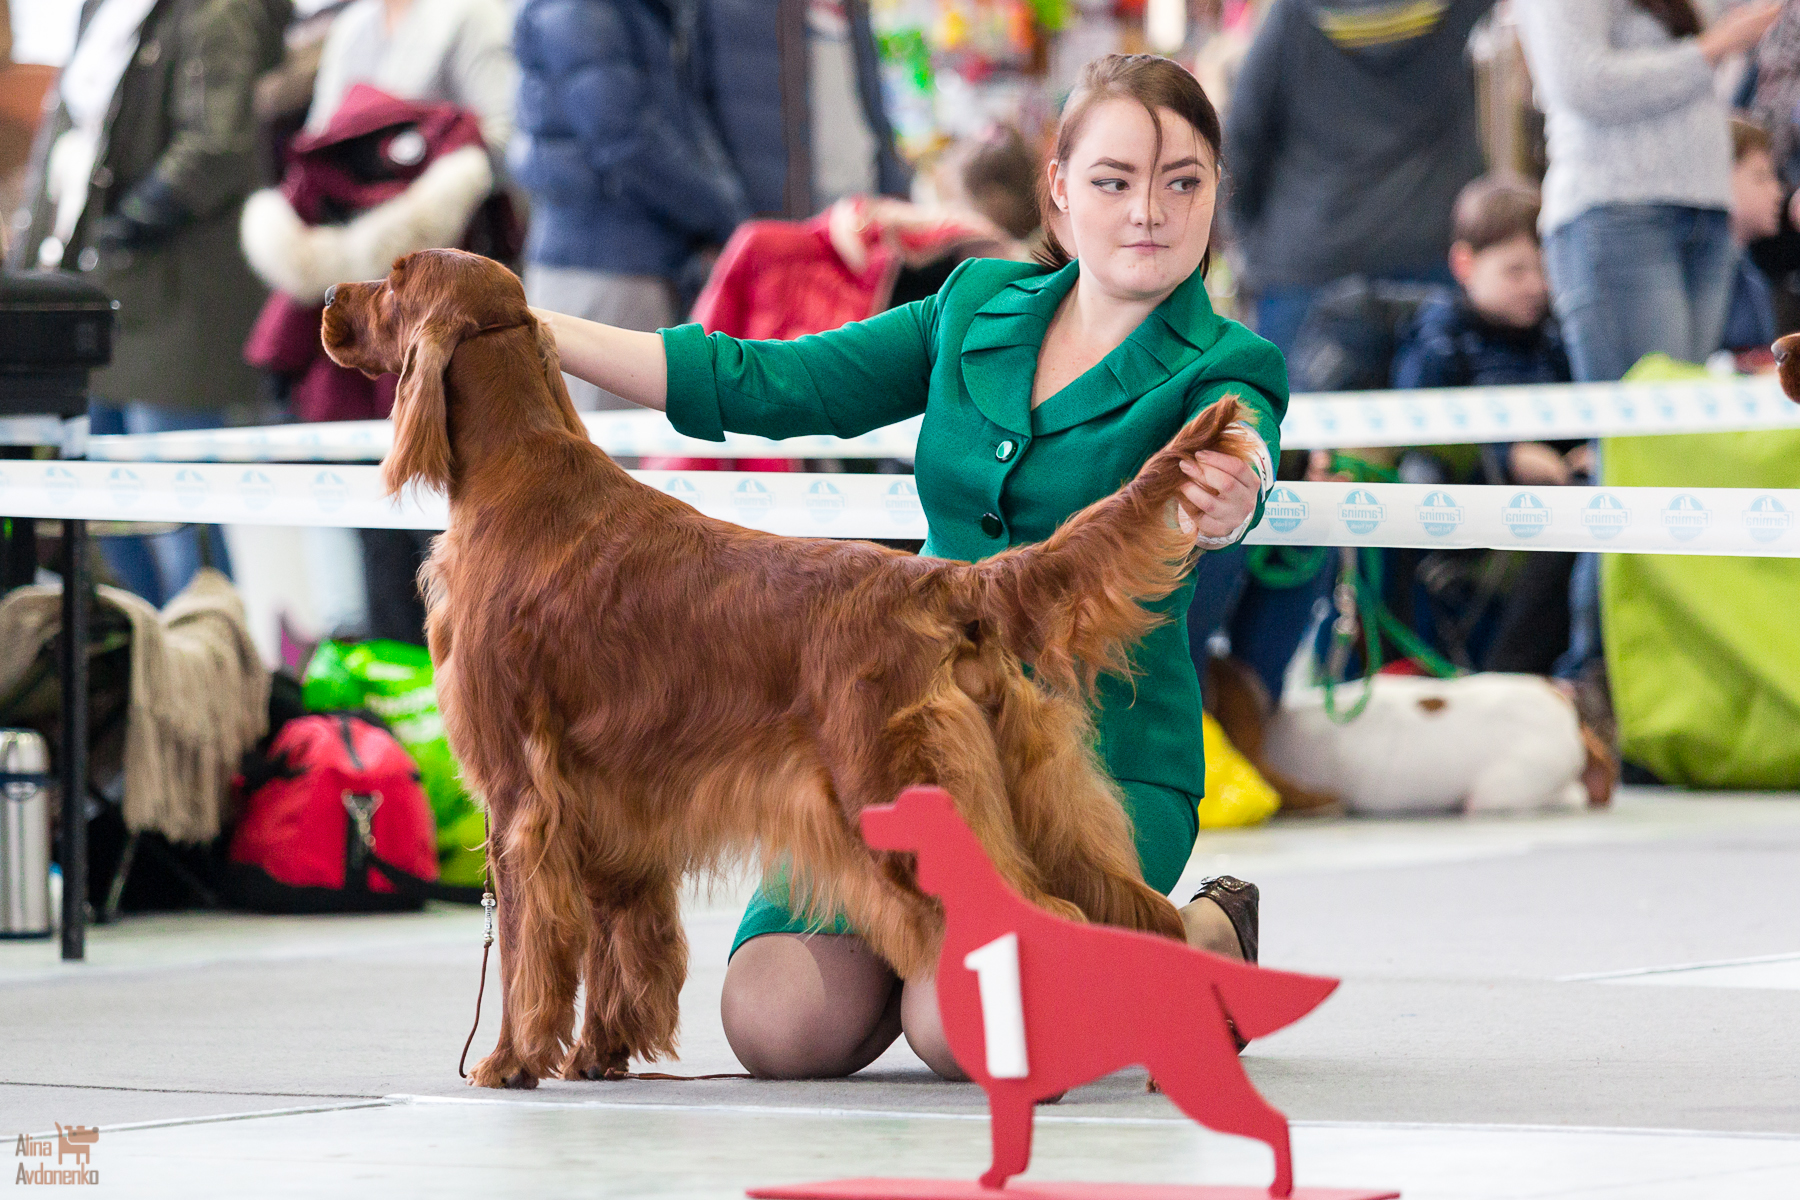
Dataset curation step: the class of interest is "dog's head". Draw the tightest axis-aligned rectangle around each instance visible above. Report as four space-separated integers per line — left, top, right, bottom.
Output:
322 248 571 496
1777 333 1800 403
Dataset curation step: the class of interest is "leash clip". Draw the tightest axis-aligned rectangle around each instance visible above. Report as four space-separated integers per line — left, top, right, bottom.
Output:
481 890 496 948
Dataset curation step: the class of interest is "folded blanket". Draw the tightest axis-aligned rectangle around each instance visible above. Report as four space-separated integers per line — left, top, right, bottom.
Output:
0 569 269 842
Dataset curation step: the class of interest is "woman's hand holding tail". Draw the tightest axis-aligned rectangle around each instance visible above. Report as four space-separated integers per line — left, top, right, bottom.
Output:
1176 450 1261 546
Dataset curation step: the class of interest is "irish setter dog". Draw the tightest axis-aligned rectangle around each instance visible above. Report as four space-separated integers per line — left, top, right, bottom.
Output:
322 249 1257 1089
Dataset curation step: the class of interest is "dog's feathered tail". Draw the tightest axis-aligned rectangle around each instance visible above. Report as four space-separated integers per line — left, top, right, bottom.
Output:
956 398 1257 696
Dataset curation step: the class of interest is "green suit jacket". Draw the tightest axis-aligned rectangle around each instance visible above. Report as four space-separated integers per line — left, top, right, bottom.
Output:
662 256 1288 797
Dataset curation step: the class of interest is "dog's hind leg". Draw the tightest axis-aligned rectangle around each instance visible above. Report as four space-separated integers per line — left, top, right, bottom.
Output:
993 676 1185 941
562 872 687 1078
467 821 538 1089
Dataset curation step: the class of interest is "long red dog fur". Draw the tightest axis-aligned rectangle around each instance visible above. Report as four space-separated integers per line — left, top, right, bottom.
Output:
322 249 1259 1089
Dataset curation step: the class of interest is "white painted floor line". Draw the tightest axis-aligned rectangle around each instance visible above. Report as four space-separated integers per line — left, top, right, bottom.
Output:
1556 950 1800 982
381 1094 1800 1141
30 1099 394 1139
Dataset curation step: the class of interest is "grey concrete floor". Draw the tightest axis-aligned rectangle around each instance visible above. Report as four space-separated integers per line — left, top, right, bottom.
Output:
5 788 1799 1198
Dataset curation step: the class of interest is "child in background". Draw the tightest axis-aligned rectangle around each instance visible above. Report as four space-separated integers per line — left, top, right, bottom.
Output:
1392 175 1584 488
1391 175 1583 677
1721 116 1784 367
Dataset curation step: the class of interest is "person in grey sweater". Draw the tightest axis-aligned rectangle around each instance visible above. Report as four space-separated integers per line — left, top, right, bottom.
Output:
1515 0 1779 382
1224 0 1497 356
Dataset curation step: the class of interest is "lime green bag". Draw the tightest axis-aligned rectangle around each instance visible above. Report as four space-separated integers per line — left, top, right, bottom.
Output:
1601 357 1800 787
301 640 487 885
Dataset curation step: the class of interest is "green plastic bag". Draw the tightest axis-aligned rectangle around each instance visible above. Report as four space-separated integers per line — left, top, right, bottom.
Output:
302 640 486 885
1600 356 1800 787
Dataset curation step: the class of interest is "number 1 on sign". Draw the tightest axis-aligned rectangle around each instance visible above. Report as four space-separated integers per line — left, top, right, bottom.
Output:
963 932 1029 1079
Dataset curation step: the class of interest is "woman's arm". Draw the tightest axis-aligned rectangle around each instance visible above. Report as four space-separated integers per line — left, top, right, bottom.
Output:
534 309 668 411
1516 0 1778 128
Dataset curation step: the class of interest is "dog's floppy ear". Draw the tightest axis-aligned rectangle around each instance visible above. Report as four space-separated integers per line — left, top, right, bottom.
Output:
383 320 462 497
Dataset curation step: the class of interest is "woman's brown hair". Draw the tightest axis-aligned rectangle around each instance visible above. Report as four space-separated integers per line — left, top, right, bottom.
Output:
1633 0 1701 37
1034 54 1224 273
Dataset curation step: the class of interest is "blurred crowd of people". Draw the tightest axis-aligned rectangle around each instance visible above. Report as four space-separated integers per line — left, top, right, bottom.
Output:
3 0 1798 744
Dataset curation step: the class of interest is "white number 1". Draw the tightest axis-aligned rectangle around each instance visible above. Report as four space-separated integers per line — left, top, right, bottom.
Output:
963 932 1030 1079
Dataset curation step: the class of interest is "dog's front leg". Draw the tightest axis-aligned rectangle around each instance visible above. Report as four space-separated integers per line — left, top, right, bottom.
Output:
562 873 687 1078
467 836 537 1089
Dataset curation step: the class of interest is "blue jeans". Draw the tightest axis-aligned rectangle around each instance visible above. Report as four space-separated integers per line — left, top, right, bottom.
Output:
1542 203 1735 383
1187 543 1335 704
1542 204 1733 679
87 403 233 609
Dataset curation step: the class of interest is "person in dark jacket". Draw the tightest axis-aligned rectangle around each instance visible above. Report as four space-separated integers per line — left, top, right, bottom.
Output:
698 0 908 220
12 0 289 606
1224 0 1495 357
512 0 751 409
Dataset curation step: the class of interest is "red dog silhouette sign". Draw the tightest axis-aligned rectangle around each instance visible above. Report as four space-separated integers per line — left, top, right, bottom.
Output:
750 786 1397 1200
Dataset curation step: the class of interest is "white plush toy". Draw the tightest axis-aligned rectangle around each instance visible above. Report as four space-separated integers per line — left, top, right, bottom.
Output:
1262 672 1614 816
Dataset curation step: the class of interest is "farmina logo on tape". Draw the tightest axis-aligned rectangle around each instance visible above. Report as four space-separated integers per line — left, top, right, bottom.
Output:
804 480 845 524
42 465 77 504
1744 495 1792 544
884 478 922 525
238 469 275 510
1337 488 1385 536
311 470 348 513
732 478 773 513
107 467 143 508
1661 493 1709 542
1263 486 1308 534
172 468 210 509
1581 492 1629 541
663 476 700 505
1502 492 1551 539
1416 491 1463 537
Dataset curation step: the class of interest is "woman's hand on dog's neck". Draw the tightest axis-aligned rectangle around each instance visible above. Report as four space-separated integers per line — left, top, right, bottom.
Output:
532 308 670 412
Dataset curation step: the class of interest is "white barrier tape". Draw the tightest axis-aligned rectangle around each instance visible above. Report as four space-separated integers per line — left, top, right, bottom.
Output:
5 460 1799 557
77 377 1800 463
83 412 923 463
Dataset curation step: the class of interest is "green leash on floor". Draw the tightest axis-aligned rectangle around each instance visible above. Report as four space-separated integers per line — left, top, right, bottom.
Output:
1247 454 1459 726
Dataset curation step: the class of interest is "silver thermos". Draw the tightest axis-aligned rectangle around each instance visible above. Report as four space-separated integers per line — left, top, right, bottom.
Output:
1 729 53 939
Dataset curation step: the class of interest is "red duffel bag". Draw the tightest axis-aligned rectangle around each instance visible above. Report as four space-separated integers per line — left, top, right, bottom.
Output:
226 713 479 912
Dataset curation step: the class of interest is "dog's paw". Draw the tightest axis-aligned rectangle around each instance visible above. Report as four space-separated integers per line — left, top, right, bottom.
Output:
468 1050 538 1090
560 1043 630 1082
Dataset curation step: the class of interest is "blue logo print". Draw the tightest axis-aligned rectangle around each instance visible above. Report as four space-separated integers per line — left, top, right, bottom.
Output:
107 467 142 508
238 469 274 511
311 470 348 512
1264 486 1308 535
43 466 77 504
884 479 921 524
1581 493 1629 542
173 468 210 509
1416 491 1463 537
1661 494 1709 542
803 480 844 524
663 476 699 504
1338 488 1385 536
1745 495 1792 544
1502 492 1551 539
732 478 773 512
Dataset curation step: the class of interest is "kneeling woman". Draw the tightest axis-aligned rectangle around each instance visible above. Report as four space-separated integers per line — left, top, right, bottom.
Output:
537 54 1286 1078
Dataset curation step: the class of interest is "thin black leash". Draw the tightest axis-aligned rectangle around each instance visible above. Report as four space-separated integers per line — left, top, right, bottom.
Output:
457 811 495 1080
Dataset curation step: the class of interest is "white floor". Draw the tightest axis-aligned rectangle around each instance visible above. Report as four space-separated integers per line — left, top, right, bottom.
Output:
7 788 1800 1199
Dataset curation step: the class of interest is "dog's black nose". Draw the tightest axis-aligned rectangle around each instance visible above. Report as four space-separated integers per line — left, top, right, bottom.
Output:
324 284 338 307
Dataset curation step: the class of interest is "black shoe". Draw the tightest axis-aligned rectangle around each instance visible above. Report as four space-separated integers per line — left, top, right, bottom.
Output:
1189 875 1259 965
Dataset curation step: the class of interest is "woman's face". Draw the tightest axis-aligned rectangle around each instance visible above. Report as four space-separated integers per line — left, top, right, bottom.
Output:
1048 98 1217 302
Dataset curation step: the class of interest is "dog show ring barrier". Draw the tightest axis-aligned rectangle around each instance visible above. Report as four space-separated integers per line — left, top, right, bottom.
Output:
69 375 1800 463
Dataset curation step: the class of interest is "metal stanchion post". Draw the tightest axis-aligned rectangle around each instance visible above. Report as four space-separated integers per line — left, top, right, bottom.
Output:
57 518 89 960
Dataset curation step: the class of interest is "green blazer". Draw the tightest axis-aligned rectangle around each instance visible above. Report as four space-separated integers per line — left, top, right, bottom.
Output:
661 257 1288 797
